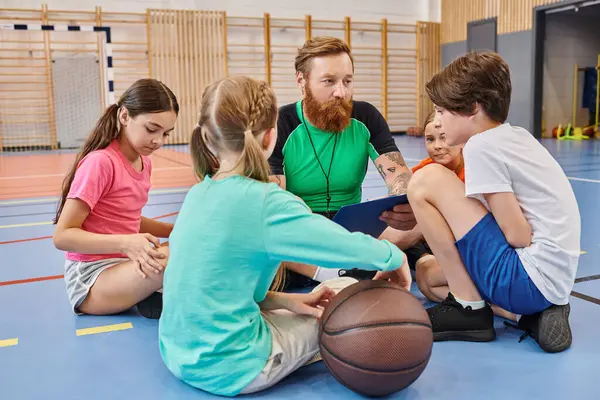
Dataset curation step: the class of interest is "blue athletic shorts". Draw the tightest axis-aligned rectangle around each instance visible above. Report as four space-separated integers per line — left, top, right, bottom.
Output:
455 212 552 315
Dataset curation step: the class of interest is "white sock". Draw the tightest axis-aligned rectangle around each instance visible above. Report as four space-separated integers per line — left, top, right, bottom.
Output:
515 314 522 322
453 294 485 310
312 266 342 282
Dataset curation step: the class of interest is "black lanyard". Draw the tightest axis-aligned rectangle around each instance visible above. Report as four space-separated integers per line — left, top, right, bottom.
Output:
300 103 340 217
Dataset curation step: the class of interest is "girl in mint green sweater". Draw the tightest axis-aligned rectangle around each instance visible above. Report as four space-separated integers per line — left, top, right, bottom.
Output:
159 76 410 397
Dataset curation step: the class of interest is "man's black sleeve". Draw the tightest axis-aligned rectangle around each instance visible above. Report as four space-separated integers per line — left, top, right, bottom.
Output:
352 101 399 158
268 103 301 175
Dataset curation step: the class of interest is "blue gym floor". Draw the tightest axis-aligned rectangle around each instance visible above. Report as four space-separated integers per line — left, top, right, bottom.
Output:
1 136 598 399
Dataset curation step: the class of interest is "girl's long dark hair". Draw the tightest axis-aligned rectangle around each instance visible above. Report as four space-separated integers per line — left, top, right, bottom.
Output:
54 78 178 223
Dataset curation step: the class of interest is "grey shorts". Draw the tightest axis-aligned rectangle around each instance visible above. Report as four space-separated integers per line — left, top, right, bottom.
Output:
241 277 358 394
64 257 128 313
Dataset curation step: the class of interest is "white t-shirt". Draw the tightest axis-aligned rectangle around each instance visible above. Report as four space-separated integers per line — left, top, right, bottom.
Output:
463 123 580 305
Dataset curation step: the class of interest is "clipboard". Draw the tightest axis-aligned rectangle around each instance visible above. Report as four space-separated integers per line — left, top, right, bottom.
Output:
332 194 409 238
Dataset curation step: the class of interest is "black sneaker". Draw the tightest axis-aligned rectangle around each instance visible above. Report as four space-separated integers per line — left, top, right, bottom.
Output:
136 291 163 319
507 304 572 353
338 268 377 280
427 293 496 342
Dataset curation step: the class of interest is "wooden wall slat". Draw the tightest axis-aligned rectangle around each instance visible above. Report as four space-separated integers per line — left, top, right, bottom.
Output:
416 21 441 127
381 18 388 120
147 9 226 144
443 0 564 43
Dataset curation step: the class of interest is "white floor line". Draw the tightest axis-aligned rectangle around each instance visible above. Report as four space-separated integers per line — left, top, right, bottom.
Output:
1 162 599 208
0 187 190 207
0 166 189 181
381 158 600 185
567 176 600 184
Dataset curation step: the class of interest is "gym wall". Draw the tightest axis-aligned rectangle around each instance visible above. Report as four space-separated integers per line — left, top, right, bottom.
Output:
0 3 441 151
440 0 562 136
544 11 600 134
2 0 441 23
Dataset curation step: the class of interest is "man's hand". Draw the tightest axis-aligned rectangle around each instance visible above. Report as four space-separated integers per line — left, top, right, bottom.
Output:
380 203 417 231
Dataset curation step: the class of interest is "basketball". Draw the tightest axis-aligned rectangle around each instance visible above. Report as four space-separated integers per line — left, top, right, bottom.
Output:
319 280 433 397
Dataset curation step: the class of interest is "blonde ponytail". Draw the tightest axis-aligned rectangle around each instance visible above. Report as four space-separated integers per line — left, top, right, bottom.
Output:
270 265 286 292
240 129 271 183
190 124 219 180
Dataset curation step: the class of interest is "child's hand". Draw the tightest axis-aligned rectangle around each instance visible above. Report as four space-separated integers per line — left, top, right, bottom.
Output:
120 233 166 279
374 255 412 291
381 225 423 249
283 286 336 318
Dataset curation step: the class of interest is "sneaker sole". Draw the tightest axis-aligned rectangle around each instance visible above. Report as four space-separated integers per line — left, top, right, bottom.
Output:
433 328 496 342
136 292 163 320
537 304 572 353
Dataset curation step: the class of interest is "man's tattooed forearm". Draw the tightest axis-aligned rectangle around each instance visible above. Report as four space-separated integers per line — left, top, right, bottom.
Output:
388 172 411 195
383 151 407 168
377 164 398 179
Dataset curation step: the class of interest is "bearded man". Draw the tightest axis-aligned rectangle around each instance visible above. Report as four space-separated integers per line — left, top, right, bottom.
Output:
269 36 417 289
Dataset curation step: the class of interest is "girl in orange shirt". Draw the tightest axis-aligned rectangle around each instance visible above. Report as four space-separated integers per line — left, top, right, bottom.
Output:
403 111 464 303
412 111 464 180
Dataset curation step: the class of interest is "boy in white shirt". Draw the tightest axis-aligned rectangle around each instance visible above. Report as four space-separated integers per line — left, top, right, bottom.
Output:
406 51 580 353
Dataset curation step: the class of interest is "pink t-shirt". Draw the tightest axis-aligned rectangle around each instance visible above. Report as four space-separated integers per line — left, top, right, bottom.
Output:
66 140 152 262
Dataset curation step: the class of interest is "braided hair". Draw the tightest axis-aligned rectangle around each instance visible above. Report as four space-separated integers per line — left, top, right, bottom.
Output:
190 76 278 183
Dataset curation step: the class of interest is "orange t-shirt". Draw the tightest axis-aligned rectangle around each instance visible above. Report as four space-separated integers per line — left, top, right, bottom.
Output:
411 157 465 182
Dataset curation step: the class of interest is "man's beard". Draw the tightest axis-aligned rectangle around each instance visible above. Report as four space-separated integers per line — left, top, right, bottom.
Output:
303 86 353 133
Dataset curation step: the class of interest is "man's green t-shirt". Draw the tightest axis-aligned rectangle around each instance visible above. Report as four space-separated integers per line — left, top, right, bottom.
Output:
268 101 399 213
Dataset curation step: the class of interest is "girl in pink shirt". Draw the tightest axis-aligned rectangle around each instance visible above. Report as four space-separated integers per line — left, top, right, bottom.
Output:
53 79 179 319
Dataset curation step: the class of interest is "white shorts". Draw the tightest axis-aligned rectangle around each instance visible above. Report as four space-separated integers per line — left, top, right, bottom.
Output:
240 277 358 394
64 257 128 313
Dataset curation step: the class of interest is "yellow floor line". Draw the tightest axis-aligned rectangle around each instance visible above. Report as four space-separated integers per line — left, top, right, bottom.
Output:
76 322 133 337
0 338 18 347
